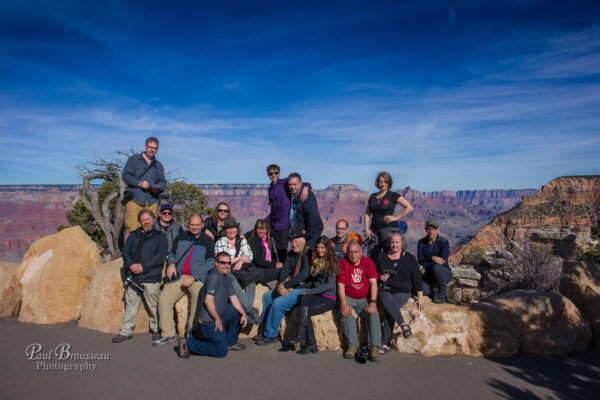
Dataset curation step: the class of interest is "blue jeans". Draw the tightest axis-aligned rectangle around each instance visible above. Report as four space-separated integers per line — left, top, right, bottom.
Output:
261 288 303 338
186 304 240 358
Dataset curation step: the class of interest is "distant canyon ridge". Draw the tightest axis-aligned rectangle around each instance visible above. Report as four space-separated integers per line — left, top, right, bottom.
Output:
0 184 536 262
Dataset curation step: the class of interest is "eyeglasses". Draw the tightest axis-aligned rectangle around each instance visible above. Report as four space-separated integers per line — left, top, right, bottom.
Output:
268 171 279 176
161 211 173 215
146 145 158 150
217 209 229 213
217 261 232 265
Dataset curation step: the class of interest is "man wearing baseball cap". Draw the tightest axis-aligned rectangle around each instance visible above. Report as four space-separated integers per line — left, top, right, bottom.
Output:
417 219 453 304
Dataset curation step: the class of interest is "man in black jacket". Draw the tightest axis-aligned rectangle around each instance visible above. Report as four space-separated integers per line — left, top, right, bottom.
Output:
113 209 168 344
287 173 323 249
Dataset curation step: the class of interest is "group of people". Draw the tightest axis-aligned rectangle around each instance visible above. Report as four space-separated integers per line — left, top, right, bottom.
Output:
112 137 454 362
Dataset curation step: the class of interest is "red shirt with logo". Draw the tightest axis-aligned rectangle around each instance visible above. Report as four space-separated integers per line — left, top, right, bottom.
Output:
337 256 378 299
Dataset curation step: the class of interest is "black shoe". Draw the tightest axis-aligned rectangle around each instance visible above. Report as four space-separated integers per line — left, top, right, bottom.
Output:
297 316 317 354
112 334 132 343
433 295 446 304
177 338 190 359
252 332 265 341
255 336 279 346
290 306 308 345
296 344 318 355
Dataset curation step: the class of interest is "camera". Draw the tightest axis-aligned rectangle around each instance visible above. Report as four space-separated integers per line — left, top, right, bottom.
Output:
120 190 134 205
379 269 397 292
124 273 145 295
355 345 369 364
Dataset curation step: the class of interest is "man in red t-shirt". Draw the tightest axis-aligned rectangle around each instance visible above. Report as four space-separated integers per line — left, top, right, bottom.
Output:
337 242 382 362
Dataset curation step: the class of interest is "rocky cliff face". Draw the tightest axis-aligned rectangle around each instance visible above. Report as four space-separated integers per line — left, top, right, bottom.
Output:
0 184 535 261
450 176 600 263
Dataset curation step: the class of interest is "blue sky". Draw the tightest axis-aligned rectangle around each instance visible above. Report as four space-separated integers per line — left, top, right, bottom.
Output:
1 0 599 191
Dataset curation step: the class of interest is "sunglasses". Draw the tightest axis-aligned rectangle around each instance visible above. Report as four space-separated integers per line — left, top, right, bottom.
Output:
217 209 229 213
217 261 232 265
161 211 173 215
268 171 279 176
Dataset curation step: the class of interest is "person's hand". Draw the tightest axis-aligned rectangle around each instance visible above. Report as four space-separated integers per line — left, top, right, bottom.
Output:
275 262 283 269
215 319 223 332
205 230 214 240
365 228 373 240
432 256 445 265
380 273 389 282
383 215 398 223
181 275 195 288
166 264 177 280
138 181 149 190
366 302 377 315
277 283 288 297
416 297 425 311
419 265 425 275
300 186 309 202
240 314 247 328
233 260 243 271
341 303 351 318
241 255 250 264
130 263 143 274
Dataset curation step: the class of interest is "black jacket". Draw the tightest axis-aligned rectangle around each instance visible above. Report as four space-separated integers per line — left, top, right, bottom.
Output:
122 227 168 283
248 236 280 269
292 191 323 245
278 247 312 289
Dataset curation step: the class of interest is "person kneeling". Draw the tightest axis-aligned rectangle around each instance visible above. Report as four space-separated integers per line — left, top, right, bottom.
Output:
178 252 248 358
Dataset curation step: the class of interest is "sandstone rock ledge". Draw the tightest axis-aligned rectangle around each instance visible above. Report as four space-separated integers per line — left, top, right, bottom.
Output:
16 226 102 324
0 261 21 317
488 289 592 356
79 258 151 334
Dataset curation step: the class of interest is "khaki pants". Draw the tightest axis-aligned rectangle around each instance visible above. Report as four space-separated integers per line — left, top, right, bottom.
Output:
158 279 204 337
125 201 158 233
118 282 161 336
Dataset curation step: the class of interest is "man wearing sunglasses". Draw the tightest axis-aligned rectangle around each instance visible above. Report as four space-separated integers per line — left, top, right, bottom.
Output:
178 252 248 358
154 204 184 256
265 164 311 261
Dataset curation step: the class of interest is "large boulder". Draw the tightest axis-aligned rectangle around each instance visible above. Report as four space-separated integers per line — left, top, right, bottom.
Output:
390 298 519 357
560 260 600 345
79 258 151 334
488 289 592 355
16 226 102 324
0 261 21 317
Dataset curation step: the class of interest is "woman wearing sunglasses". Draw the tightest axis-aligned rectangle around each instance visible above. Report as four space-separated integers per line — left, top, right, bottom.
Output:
203 202 231 240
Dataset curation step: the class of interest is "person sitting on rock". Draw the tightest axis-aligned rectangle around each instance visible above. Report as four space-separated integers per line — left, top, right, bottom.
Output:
376 232 424 355
417 218 453 304
178 252 248 358
289 236 339 355
153 203 184 282
154 214 214 347
337 242 382 362
254 230 311 346
330 219 362 261
113 209 167 344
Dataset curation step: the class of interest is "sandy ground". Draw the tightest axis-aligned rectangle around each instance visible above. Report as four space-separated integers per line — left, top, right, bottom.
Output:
1 317 599 400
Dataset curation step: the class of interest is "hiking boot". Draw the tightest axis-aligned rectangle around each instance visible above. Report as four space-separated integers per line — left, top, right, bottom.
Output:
177 338 190 359
228 343 246 351
255 336 279 346
344 345 358 359
369 346 381 362
153 336 176 347
112 334 132 344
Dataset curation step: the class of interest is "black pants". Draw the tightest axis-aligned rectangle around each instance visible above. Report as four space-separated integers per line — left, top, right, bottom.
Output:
379 291 410 345
270 222 289 262
299 294 335 316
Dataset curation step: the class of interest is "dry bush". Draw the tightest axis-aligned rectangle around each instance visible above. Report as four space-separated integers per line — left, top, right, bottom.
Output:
498 242 562 292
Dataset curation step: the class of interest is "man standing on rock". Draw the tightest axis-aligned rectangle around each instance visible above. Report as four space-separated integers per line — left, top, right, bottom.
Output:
417 218 453 304
178 252 248 358
122 137 167 240
154 214 214 347
331 219 362 261
266 164 310 261
113 209 167 344
337 242 381 362
288 172 323 250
